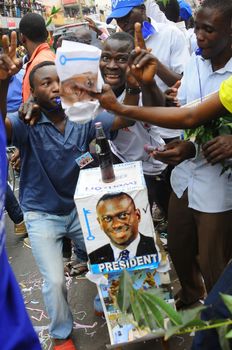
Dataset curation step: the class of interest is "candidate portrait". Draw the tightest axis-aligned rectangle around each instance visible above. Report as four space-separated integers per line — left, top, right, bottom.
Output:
88 192 158 265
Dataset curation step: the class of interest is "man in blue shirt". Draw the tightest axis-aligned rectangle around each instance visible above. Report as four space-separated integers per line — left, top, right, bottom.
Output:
1 48 134 348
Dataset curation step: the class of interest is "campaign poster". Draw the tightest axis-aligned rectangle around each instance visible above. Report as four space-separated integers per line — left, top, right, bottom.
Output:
75 162 161 274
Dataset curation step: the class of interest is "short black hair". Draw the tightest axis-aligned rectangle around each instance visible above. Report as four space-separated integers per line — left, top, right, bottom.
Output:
29 61 55 89
157 0 180 23
19 13 48 43
105 32 135 50
96 192 135 209
200 0 232 22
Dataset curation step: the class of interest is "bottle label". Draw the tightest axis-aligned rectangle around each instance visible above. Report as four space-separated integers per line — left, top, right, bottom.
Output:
95 144 101 154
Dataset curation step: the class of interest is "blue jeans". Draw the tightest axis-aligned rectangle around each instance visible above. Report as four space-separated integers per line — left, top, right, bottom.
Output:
5 183 24 224
24 208 87 339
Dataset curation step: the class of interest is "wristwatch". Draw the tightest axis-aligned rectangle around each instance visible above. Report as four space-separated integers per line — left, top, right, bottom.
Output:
125 86 141 95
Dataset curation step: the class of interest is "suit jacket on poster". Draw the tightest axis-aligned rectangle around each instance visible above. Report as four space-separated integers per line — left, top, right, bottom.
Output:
89 233 157 265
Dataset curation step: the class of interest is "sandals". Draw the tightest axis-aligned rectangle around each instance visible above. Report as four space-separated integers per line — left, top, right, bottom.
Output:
64 261 88 277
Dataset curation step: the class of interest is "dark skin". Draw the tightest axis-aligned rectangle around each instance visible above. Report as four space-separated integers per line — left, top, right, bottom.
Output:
154 6 232 165
100 24 165 110
92 9 232 166
0 31 141 133
194 8 232 71
5 65 67 139
116 7 182 87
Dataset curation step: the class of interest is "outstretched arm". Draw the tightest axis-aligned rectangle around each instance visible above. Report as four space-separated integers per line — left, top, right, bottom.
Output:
93 86 226 129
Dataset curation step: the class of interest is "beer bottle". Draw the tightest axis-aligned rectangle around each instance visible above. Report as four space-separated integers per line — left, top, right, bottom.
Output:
95 122 115 183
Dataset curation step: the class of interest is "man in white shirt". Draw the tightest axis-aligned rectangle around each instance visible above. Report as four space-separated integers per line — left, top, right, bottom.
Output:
106 0 190 141
99 31 171 215
154 0 232 309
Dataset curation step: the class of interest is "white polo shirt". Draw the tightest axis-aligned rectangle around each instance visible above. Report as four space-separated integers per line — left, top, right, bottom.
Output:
171 55 232 213
110 91 167 176
146 18 190 139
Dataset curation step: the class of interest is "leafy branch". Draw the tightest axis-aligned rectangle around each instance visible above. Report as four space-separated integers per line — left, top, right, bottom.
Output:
185 114 232 176
117 270 232 348
46 6 61 27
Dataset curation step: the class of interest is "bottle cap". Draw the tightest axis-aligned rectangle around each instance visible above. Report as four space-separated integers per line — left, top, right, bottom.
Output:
95 122 102 128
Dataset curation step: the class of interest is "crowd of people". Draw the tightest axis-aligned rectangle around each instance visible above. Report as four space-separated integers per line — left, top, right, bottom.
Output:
0 0 232 349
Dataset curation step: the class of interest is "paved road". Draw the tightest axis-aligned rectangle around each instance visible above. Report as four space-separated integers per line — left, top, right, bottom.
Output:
5 215 193 350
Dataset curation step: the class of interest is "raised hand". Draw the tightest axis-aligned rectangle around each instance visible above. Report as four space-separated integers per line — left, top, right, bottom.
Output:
0 31 22 79
129 47 158 85
165 80 181 107
128 22 157 85
84 16 102 36
91 84 121 112
19 98 41 126
134 22 146 50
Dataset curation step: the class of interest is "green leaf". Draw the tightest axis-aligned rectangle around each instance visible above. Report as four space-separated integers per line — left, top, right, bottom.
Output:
117 270 133 312
161 0 170 6
141 293 164 328
220 294 232 315
145 291 182 326
226 329 232 339
130 290 150 328
218 125 232 135
130 291 142 325
179 306 207 327
46 18 52 27
165 323 183 340
136 291 158 330
218 325 231 350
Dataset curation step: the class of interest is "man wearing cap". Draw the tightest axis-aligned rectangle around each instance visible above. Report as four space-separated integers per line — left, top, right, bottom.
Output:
106 0 190 143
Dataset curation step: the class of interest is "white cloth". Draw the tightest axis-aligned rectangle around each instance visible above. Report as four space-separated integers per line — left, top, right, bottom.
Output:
145 0 170 23
146 18 190 139
187 28 198 55
110 233 141 260
110 92 166 176
176 21 191 54
171 55 232 213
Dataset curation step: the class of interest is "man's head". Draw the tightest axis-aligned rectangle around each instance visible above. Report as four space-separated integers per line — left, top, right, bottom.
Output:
194 0 232 60
96 192 141 248
157 0 180 23
19 13 48 50
29 61 61 110
75 28 92 45
100 32 134 92
107 0 147 34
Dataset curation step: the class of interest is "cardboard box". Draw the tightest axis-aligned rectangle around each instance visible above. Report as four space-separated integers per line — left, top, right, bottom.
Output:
74 161 160 274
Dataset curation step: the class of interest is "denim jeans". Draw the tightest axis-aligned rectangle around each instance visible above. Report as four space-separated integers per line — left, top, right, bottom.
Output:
5 183 24 224
24 207 87 339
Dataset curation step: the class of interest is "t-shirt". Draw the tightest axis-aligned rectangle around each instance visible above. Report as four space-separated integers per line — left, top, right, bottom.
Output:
8 111 115 215
7 70 24 113
0 113 41 349
219 76 232 113
22 43 55 102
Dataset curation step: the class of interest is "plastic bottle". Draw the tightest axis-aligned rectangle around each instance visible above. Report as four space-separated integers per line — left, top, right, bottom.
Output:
95 122 115 183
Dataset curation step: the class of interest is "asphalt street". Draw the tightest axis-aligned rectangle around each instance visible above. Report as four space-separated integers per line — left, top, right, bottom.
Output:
5 212 193 350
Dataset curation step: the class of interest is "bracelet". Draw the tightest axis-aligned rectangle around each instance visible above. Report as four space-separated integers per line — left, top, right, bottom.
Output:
126 86 141 95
